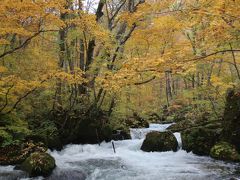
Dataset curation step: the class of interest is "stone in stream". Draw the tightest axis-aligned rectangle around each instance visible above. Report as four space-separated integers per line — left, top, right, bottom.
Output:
210 141 240 162
20 152 56 177
141 131 178 152
181 126 221 156
111 129 131 141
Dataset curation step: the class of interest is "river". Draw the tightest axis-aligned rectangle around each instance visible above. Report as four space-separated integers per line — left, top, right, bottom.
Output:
0 124 239 180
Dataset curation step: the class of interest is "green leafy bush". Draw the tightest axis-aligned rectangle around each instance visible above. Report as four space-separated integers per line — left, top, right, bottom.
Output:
0 114 31 147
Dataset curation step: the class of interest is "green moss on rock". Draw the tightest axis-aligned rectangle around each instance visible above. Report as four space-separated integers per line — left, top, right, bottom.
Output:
141 131 178 152
222 89 240 152
182 127 221 156
210 142 240 162
21 152 56 177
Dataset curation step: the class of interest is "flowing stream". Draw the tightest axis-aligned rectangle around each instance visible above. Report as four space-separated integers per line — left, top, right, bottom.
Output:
0 124 239 180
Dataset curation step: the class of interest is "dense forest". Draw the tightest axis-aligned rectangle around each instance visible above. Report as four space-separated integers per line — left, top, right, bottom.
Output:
0 0 240 179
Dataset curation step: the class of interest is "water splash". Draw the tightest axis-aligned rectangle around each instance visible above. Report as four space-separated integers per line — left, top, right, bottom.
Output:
130 123 174 139
174 132 182 149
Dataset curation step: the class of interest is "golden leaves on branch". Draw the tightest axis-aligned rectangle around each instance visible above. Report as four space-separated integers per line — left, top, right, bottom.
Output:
51 69 86 85
96 56 166 92
0 0 65 46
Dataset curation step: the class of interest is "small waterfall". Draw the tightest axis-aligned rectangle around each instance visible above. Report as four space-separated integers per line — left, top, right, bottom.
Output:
130 123 174 139
173 132 182 149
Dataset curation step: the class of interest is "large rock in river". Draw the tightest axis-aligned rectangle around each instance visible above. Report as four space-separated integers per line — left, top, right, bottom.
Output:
21 152 56 177
222 89 240 152
210 141 240 162
141 131 178 152
181 127 221 156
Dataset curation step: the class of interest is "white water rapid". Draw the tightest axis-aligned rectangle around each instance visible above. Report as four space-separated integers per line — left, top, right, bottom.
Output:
0 124 239 180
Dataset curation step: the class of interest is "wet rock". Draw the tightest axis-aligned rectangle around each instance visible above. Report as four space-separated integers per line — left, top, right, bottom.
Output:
181 127 221 156
141 131 178 152
20 152 56 177
210 141 240 162
111 129 131 141
101 125 131 142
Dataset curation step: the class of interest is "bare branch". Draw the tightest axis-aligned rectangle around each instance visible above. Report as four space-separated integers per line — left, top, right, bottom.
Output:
185 49 240 62
3 80 46 115
0 29 58 61
134 76 156 85
0 84 14 113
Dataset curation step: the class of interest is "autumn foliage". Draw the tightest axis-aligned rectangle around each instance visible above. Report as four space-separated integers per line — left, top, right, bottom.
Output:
0 0 240 147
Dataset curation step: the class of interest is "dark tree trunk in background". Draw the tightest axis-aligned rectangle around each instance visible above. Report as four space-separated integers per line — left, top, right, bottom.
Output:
165 70 172 107
191 74 195 89
53 11 68 111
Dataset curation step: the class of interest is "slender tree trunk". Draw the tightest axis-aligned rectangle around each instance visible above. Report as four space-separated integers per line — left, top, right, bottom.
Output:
54 20 67 111
217 59 223 77
165 71 172 107
201 72 204 86
192 74 195 89
207 63 214 86
230 43 240 80
184 78 188 89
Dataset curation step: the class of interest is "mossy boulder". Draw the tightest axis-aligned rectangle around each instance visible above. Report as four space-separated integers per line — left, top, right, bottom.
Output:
210 142 240 162
182 127 221 155
0 142 47 165
141 131 178 152
61 109 115 145
21 152 56 177
222 89 240 152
